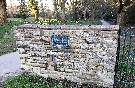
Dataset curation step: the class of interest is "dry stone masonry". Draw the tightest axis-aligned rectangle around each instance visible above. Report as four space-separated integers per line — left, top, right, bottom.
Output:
13 24 119 88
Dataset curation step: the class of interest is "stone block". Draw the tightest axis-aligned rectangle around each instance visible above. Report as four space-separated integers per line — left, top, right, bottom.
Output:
25 62 46 68
24 33 33 38
33 30 40 36
39 73 49 79
47 65 54 70
73 77 81 83
104 40 117 48
79 54 87 58
30 41 43 45
33 67 40 74
24 48 30 52
19 54 29 58
76 31 84 38
40 36 50 43
77 73 87 79
24 38 32 41
107 48 117 57
71 44 81 49
99 55 116 64
30 44 38 51
54 58 62 64
21 64 33 72
59 68 65 72
79 50 87 54
20 58 26 64
32 38 40 42
40 68 46 74
26 59 36 63
35 51 46 57
66 63 74 69
85 37 100 44
18 48 25 53
16 41 29 48
74 63 86 70
83 32 89 38
63 53 71 60
86 52 100 59
66 69 79 73
104 63 115 70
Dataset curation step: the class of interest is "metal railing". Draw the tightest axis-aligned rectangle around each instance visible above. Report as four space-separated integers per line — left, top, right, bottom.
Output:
114 26 135 87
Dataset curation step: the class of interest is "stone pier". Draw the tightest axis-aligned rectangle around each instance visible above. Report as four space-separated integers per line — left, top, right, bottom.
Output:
13 24 119 87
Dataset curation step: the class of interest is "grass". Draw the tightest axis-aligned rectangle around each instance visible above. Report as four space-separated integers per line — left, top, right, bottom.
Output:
0 20 24 56
7 18 102 25
1 73 62 88
0 73 106 88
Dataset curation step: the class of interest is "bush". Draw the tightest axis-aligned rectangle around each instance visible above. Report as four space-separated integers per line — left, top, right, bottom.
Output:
13 13 21 18
31 13 35 17
103 13 117 23
103 13 111 21
19 2 30 19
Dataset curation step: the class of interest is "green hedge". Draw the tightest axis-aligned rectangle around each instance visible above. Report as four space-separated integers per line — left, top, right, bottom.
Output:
13 13 21 18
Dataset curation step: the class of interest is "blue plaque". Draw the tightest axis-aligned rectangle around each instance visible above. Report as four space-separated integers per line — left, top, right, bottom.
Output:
51 35 69 46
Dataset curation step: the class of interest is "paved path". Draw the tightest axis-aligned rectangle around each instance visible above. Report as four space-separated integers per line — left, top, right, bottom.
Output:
0 51 24 83
100 20 110 25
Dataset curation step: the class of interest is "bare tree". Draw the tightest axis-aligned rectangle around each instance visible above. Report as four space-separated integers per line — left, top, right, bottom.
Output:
80 0 102 24
82 0 89 21
61 0 67 24
53 0 67 23
53 0 58 20
89 0 103 24
72 0 78 21
116 0 135 25
10 0 13 18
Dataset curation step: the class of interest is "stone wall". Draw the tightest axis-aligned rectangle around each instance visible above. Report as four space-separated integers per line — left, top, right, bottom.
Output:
13 24 119 88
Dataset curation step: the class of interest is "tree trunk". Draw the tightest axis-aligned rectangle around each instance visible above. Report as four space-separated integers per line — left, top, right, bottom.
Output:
0 0 8 24
10 0 13 18
61 0 66 24
92 7 95 24
84 7 87 21
69 5 72 20
54 0 58 20
55 10 58 20
116 0 126 26
74 0 77 21
34 10 39 21
72 0 75 21
117 11 125 26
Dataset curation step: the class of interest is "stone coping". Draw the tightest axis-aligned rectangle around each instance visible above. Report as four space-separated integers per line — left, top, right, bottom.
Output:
13 24 119 31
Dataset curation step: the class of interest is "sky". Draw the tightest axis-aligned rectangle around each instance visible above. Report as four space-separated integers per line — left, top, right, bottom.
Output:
6 0 71 11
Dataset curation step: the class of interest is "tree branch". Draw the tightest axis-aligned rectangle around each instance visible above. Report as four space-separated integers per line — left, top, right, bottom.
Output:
118 0 124 14
124 1 135 11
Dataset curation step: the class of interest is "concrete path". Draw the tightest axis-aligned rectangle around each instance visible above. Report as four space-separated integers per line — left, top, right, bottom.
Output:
100 20 110 25
0 51 24 83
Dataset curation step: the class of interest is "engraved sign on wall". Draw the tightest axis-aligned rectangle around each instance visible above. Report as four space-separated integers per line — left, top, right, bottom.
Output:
51 35 69 46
